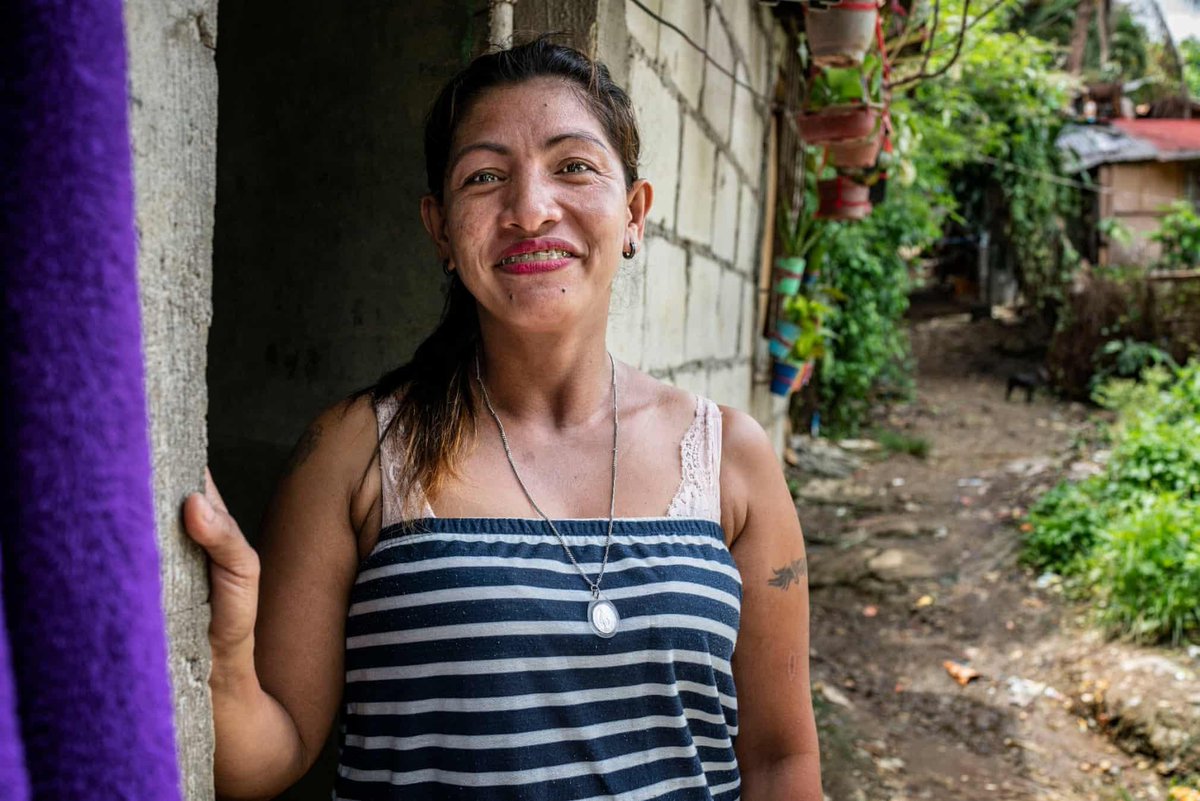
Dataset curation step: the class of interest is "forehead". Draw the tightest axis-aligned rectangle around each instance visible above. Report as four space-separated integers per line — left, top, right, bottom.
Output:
453 77 610 149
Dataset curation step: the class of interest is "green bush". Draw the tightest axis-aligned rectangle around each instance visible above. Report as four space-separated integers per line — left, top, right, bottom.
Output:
874 428 930 459
1150 201 1200 271
1089 496 1200 645
1023 476 1109 573
1022 361 1200 644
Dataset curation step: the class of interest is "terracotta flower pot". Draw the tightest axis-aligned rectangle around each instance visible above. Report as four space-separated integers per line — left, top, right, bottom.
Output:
803 1 880 68
817 176 872 221
796 104 882 145
827 128 884 168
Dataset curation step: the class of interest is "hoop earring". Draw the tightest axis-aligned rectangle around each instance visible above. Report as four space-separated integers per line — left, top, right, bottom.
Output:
622 240 638 260
441 258 453 276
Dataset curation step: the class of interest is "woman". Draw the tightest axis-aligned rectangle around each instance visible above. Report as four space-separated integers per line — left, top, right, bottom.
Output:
185 38 821 800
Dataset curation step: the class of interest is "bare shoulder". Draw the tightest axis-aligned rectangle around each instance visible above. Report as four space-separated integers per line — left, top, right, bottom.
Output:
716 405 785 546
273 393 381 537
617 362 697 422
282 394 379 482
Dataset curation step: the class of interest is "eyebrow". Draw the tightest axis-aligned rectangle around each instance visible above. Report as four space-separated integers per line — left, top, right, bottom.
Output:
448 130 611 174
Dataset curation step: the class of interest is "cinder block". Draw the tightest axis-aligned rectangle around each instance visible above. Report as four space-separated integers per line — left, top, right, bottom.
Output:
702 6 735 143
673 367 710 398
727 0 755 61
642 237 689 370
629 57 681 229
730 65 764 186
728 360 753 411
734 182 760 276
607 244 646 368
715 268 743 359
750 379 789 453
706 365 735 407
685 253 723 361
711 156 739 262
677 115 716 245
739 277 759 357
659 0 706 108
627 0 661 58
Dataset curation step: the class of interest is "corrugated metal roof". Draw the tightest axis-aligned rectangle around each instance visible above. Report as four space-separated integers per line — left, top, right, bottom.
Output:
1110 119 1200 154
1056 120 1200 171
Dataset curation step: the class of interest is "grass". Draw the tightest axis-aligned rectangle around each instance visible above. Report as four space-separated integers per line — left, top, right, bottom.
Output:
873 428 931 459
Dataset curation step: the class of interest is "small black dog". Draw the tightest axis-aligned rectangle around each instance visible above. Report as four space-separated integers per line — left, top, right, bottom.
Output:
1006 366 1050 403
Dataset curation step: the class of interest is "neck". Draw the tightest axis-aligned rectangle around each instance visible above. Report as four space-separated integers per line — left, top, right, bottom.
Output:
475 317 615 430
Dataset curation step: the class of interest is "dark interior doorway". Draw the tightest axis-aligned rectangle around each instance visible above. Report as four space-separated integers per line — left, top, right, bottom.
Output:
209 3 484 797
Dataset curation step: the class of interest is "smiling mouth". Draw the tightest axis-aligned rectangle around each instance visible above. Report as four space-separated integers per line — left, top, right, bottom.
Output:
497 249 574 267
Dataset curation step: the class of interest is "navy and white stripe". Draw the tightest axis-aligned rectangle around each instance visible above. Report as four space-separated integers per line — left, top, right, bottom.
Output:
335 516 742 800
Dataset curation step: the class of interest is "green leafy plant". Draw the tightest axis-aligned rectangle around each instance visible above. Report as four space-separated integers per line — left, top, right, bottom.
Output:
1098 216 1134 248
1090 337 1178 390
1022 361 1200 645
778 197 830 267
781 293 835 362
1088 495 1200 644
1150 201 1200 271
805 53 884 111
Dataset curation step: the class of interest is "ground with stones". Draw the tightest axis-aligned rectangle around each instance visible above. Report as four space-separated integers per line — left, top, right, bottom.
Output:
799 314 1200 801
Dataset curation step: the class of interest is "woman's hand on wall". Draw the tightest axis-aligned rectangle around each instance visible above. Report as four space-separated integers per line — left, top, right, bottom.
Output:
183 468 261 663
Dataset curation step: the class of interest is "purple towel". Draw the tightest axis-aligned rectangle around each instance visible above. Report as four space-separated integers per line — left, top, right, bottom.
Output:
0 1 181 799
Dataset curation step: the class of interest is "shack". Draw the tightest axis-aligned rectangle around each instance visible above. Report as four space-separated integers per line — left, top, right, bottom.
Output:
1057 118 1200 266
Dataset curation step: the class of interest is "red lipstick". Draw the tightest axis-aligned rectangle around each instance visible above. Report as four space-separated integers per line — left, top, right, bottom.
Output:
495 238 579 275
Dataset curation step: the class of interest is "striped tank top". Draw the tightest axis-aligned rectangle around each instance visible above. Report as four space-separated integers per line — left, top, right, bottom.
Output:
335 395 741 800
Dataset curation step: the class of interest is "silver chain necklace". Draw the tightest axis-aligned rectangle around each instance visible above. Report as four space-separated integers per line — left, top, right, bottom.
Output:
475 352 621 638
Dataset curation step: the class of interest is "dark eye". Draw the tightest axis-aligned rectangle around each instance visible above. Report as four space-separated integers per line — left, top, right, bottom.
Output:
562 161 592 175
466 171 500 185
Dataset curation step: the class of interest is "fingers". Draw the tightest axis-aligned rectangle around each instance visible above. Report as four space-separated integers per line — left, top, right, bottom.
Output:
183 477 257 583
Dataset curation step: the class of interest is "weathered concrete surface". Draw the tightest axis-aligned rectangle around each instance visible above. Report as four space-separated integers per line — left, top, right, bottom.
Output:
124 1 219 799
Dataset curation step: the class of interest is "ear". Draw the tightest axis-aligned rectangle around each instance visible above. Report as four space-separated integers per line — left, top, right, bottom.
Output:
420 194 453 263
625 179 653 246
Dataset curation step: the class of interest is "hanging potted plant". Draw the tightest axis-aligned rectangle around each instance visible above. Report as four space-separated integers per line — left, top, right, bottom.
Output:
797 54 886 169
773 198 829 297
770 293 834 396
816 174 872 220
803 0 880 68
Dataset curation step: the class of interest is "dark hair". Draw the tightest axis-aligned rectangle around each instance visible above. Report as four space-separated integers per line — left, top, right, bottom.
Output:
366 36 641 519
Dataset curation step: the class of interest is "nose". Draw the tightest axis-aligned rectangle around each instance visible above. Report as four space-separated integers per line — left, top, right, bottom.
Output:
501 168 562 233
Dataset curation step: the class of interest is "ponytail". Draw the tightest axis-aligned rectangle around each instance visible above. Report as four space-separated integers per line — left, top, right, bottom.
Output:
369 275 478 515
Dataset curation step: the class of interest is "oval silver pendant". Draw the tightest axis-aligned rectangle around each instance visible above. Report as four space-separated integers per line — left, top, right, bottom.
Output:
587 598 620 638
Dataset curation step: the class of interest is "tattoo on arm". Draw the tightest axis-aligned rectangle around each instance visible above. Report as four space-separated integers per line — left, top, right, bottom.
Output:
767 557 808 591
283 423 323 476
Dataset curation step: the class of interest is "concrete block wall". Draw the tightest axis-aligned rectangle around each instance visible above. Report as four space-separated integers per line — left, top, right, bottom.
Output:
609 0 790 448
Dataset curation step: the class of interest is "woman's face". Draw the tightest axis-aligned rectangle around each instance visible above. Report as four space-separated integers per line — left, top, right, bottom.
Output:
421 77 651 336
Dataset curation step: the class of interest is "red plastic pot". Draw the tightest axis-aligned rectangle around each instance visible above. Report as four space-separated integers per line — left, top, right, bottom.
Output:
803 1 879 68
816 176 872 221
796 104 882 145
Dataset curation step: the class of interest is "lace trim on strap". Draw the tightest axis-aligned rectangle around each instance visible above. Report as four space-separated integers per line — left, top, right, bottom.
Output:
665 395 723 524
375 392 435 527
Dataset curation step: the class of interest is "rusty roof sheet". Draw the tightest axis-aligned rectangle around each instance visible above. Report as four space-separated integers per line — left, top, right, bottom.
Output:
1057 120 1200 171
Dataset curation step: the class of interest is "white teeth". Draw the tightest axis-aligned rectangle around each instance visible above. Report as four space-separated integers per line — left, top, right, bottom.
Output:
499 249 572 266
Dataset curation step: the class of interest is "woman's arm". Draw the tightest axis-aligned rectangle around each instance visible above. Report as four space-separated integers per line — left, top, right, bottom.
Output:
184 397 377 799
719 407 822 801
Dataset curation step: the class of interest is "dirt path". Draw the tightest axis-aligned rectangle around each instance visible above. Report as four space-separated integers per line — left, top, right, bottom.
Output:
801 314 1192 801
